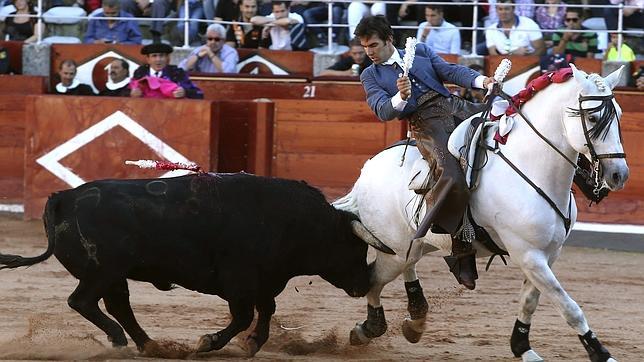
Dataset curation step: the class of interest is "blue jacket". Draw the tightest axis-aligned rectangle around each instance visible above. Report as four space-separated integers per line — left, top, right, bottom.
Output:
83 10 142 45
360 43 480 121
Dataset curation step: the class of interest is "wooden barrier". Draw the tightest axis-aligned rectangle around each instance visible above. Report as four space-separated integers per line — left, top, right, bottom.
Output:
193 75 365 101
269 99 405 198
23 95 218 219
0 76 47 203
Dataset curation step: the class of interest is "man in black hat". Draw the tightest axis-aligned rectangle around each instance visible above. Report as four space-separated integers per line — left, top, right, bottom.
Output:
131 42 203 99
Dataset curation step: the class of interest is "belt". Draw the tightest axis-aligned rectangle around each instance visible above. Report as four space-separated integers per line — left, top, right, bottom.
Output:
416 90 445 107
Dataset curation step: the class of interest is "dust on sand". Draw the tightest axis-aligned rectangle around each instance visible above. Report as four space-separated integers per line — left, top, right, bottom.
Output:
0 213 643 361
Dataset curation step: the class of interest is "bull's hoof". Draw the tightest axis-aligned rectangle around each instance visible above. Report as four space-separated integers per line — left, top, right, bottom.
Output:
402 318 425 343
108 334 128 348
245 337 260 357
349 323 371 346
521 349 544 362
196 334 217 353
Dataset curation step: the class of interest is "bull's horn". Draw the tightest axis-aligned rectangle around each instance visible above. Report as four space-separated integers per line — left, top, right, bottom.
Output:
351 221 396 255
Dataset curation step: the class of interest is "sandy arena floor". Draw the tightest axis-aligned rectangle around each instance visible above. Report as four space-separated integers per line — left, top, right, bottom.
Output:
0 213 642 361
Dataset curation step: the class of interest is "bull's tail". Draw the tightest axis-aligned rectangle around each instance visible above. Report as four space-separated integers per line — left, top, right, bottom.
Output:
0 194 59 270
332 187 360 217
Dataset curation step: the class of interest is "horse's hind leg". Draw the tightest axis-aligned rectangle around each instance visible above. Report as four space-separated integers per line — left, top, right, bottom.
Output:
68 279 128 347
401 265 428 343
511 279 544 362
103 280 151 351
517 249 614 362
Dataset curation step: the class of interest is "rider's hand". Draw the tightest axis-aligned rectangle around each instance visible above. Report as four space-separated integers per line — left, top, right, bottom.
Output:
483 76 496 90
397 75 412 101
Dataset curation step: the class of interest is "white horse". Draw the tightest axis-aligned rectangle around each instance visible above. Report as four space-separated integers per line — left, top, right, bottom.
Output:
334 64 628 362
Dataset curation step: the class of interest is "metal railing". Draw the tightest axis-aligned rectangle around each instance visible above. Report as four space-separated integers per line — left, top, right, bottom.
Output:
12 0 643 61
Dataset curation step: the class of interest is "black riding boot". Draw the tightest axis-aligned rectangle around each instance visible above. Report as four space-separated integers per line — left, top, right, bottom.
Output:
444 237 478 290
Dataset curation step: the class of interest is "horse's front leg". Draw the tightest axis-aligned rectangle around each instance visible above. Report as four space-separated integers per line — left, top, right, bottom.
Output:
516 249 615 362
401 265 428 343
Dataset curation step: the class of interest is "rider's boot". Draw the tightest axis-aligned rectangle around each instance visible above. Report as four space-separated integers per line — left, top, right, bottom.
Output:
444 236 478 290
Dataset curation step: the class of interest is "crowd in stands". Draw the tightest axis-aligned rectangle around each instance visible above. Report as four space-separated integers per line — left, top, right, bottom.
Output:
0 0 642 79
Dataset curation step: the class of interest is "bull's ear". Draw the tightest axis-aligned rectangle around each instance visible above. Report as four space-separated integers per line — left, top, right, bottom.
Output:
604 65 625 90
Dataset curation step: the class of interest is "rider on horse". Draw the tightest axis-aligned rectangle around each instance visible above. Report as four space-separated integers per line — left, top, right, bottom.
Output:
355 15 496 290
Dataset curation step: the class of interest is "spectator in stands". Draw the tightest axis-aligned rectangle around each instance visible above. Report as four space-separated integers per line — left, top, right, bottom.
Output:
179 24 239 73
485 0 536 24
635 66 644 89
485 0 545 55
83 0 142 44
130 42 203 99
226 0 263 48
416 5 461 55
251 1 308 50
149 0 204 45
552 8 599 58
100 58 131 96
347 1 386 37
604 0 643 32
302 2 345 46
604 32 636 61
319 37 372 77
54 59 95 96
534 0 566 45
119 0 151 19
0 0 44 42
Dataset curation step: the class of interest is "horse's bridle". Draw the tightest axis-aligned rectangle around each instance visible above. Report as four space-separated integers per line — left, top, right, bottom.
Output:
577 94 626 196
482 91 625 232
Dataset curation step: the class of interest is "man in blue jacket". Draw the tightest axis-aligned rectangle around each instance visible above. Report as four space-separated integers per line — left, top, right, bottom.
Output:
356 15 495 290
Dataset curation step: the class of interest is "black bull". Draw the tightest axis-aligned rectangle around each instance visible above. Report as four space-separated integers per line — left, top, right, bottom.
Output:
0 173 392 356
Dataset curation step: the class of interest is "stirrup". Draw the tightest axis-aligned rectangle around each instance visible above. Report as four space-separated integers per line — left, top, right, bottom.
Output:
444 249 478 289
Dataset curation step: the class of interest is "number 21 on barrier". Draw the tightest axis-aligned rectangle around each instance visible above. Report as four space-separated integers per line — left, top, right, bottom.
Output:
303 85 316 98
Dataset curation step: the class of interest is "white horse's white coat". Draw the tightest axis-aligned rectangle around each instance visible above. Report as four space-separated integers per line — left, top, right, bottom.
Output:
334 65 628 361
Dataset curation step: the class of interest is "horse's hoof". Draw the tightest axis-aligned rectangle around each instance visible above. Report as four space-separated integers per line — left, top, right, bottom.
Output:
522 349 544 362
349 323 371 345
402 318 425 343
196 334 216 353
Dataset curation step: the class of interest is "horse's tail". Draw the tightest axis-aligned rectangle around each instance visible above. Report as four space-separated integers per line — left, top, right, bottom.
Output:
332 187 360 217
0 194 59 270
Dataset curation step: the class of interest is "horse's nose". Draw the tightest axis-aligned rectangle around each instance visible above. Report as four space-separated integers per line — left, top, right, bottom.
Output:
610 168 629 190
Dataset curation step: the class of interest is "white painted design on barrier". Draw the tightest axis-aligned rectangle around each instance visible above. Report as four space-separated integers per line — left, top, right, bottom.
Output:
0 204 24 213
236 55 289 75
36 111 193 188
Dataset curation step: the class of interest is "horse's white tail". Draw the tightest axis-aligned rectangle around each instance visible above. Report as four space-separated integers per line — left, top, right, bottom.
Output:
332 188 360 217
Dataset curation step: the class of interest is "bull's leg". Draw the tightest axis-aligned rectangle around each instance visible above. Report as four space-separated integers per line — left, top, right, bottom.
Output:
515 248 614 362
511 279 544 362
103 280 151 351
245 298 276 357
68 279 128 347
401 266 428 344
196 299 255 353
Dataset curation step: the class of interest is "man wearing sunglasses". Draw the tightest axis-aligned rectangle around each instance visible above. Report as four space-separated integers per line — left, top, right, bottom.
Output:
552 8 599 59
179 24 239 73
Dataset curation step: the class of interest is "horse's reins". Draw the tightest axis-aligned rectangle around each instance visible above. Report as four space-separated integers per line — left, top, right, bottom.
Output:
482 90 624 233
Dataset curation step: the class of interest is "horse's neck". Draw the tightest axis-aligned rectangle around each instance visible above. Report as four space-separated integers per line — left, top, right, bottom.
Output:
505 80 580 200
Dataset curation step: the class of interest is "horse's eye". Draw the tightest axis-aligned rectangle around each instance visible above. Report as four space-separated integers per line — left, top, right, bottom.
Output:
588 115 598 123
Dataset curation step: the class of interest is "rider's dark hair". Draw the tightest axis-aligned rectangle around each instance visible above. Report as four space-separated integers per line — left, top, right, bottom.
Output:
354 15 393 42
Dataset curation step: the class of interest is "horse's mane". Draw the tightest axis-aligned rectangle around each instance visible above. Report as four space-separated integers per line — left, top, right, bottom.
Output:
509 68 616 141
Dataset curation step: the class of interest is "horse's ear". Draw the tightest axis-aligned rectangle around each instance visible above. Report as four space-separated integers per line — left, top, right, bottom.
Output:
570 64 590 89
604 65 625 90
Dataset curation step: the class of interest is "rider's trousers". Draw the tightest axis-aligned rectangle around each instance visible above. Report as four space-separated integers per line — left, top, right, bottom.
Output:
409 91 485 238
